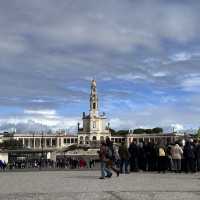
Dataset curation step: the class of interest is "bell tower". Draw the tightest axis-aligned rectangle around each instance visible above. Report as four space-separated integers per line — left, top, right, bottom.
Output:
90 79 98 116
78 79 111 144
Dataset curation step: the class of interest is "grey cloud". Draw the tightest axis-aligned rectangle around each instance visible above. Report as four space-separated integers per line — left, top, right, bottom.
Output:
0 120 50 133
110 103 200 130
0 0 200 129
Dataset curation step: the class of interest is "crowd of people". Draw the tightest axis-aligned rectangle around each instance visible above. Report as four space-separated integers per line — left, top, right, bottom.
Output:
7 159 54 169
98 138 200 179
1 138 200 177
0 157 96 171
56 157 95 169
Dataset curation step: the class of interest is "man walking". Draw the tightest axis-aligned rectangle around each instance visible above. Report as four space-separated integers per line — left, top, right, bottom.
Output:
98 141 112 179
105 138 120 177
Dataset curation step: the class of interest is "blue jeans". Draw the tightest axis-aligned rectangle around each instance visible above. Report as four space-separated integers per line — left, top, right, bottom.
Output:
100 161 112 178
120 159 129 173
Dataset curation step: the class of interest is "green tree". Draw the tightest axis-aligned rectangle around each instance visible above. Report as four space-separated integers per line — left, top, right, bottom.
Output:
133 128 145 134
145 129 152 134
152 127 163 134
109 128 116 135
117 130 129 135
195 128 200 139
111 129 129 136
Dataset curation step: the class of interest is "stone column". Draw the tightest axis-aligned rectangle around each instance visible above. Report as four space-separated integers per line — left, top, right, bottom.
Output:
28 138 31 148
57 138 59 148
50 138 52 147
44 138 46 148
39 138 42 148
22 138 25 147
59 138 61 147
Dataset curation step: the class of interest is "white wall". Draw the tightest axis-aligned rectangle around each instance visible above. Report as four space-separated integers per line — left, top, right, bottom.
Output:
0 152 8 163
0 135 3 143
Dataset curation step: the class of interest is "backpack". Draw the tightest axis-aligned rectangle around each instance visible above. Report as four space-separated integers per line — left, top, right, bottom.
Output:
106 146 114 160
159 147 165 157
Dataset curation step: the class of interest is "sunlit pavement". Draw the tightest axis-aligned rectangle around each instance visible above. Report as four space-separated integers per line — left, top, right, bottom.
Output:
0 171 200 200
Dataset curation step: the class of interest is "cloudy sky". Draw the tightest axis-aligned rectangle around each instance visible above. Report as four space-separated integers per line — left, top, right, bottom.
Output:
0 0 200 132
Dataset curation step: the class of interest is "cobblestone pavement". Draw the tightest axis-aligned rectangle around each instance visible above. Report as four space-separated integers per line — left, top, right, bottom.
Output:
0 171 200 200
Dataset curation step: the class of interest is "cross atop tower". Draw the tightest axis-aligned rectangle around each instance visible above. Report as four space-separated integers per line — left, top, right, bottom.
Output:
90 79 98 116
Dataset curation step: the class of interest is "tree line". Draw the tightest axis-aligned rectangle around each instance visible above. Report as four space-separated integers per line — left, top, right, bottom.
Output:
110 127 163 136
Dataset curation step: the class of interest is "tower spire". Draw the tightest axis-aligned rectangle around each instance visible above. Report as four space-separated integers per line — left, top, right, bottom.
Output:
90 79 98 116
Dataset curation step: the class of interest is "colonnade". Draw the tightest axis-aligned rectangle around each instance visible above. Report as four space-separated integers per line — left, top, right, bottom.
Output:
15 136 78 149
12 134 185 150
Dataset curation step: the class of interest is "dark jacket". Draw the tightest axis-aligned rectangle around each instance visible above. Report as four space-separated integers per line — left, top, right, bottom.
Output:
99 145 107 161
184 143 195 159
118 144 129 160
128 142 139 157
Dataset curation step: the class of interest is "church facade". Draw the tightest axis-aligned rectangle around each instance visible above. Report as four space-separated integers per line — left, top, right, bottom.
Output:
78 80 111 145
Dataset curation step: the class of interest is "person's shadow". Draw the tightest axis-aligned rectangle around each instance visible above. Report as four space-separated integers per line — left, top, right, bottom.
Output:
64 175 99 180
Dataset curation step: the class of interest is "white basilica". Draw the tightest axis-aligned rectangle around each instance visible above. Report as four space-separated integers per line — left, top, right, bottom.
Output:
78 80 111 145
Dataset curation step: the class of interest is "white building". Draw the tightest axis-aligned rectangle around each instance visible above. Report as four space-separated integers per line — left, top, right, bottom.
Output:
0 134 3 143
78 80 111 144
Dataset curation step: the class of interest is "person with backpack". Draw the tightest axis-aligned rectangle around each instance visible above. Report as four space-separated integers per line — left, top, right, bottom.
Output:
105 138 120 177
98 141 112 179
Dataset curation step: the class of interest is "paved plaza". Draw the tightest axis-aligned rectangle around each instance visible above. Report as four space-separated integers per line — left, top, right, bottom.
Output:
0 171 200 200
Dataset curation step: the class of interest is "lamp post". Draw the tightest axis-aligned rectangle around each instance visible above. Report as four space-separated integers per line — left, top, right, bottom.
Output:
40 131 44 169
32 132 35 149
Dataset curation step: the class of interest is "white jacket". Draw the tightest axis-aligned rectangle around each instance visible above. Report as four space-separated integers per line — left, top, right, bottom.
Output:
171 144 183 160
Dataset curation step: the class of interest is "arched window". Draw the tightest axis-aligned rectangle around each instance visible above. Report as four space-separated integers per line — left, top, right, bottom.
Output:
85 136 89 144
79 136 84 144
100 136 104 141
92 136 97 141
93 103 96 109
85 136 89 141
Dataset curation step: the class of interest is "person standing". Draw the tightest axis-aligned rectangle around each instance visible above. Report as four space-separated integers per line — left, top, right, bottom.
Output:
158 144 166 173
118 141 129 173
184 141 196 173
128 140 139 172
113 144 120 168
171 142 183 172
195 140 200 171
166 144 173 172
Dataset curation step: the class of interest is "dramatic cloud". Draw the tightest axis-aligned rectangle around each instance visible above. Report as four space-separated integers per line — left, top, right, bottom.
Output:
24 109 57 116
0 0 200 131
181 75 200 92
